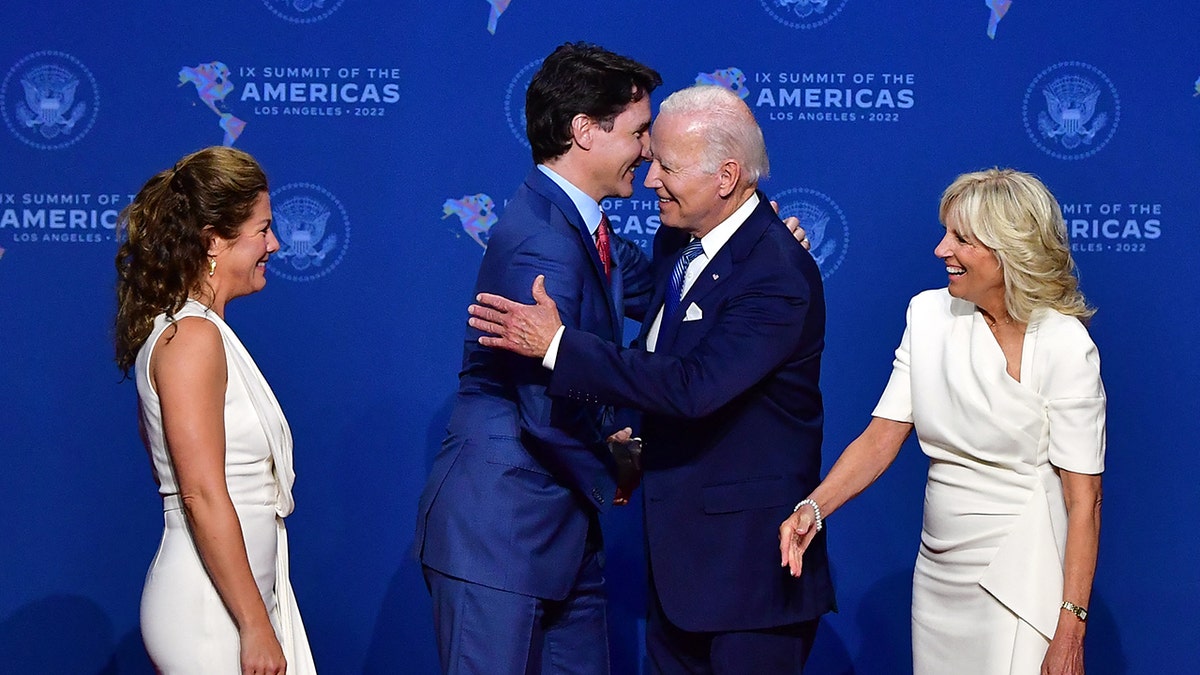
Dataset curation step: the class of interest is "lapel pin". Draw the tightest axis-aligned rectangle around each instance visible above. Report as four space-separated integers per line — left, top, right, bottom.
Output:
712 273 719 280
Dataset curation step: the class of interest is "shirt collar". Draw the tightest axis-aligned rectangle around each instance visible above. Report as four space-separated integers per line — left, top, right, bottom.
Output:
537 164 603 235
696 192 759 259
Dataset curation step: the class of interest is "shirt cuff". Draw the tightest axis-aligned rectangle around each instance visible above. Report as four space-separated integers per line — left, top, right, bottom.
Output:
542 325 566 370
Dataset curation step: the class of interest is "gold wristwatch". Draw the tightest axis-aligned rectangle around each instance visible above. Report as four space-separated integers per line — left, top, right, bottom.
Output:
1061 600 1088 622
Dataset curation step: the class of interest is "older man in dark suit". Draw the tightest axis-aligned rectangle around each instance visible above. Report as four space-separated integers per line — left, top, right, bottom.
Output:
469 84 836 673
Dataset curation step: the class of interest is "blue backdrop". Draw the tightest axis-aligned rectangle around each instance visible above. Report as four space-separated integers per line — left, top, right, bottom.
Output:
1 1 1197 672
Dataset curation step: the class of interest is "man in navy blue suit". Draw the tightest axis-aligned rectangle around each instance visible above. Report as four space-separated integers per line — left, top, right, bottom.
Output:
414 43 660 674
469 85 836 673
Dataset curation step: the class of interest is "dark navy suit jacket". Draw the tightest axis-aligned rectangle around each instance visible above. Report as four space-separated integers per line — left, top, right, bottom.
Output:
548 195 836 631
415 167 651 600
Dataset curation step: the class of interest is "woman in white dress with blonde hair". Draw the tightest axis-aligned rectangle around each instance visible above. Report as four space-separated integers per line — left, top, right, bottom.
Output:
115 146 316 674
780 168 1104 675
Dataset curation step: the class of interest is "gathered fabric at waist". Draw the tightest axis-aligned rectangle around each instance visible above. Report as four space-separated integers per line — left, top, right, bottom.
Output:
921 459 1037 554
924 458 1036 513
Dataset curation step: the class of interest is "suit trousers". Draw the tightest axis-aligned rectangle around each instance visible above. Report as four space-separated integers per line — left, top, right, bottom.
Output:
645 572 818 675
423 547 609 675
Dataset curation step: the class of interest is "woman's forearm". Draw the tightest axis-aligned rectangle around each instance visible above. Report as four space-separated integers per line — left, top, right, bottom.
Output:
807 416 913 518
182 489 275 633
1056 471 1103 638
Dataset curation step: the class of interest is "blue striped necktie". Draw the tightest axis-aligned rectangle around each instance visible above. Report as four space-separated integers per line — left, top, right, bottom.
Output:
664 238 704 320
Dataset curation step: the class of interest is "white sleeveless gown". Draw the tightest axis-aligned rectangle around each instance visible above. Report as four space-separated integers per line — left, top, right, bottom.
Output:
136 299 315 673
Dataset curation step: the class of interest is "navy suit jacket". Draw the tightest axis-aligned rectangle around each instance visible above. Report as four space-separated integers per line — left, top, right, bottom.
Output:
415 167 651 600
548 194 836 631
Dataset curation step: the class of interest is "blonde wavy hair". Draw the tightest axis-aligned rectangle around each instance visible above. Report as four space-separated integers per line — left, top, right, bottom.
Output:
939 168 1093 324
114 146 268 374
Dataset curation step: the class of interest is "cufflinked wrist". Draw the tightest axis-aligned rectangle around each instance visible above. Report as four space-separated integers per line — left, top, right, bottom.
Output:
1061 600 1088 622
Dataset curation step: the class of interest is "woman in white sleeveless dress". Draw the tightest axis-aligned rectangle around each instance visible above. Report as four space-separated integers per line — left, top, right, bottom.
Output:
780 169 1104 675
115 147 316 674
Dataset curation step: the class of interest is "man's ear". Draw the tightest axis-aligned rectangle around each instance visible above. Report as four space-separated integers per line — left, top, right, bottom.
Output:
570 113 594 151
717 160 741 198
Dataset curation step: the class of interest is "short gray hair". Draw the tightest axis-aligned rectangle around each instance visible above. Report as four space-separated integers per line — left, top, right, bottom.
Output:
657 85 769 184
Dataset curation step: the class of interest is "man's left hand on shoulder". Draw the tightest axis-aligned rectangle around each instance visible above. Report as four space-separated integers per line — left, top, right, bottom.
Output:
770 199 810 250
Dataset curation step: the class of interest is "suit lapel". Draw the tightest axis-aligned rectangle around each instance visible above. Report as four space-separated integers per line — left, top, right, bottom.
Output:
655 248 732 353
525 168 621 337
607 249 625 338
653 195 775 353
637 240 679 347
678 249 731 312
637 283 667 347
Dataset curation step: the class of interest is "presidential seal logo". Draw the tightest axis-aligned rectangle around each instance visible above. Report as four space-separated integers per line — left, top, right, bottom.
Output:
268 183 349 281
2 51 99 150
772 187 849 280
695 68 750 99
760 0 849 30
505 58 542 149
1023 61 1119 160
443 194 498 249
261 0 345 24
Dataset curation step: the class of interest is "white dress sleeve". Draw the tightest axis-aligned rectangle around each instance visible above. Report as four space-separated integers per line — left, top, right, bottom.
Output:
1037 316 1106 474
872 299 914 423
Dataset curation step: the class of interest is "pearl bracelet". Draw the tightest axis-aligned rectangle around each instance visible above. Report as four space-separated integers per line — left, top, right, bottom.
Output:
793 498 823 532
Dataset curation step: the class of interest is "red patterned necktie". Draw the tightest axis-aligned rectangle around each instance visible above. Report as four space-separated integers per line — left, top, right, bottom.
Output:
596 213 612 282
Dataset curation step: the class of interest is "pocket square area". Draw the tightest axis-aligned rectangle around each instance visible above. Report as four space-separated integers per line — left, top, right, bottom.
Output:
683 302 703 322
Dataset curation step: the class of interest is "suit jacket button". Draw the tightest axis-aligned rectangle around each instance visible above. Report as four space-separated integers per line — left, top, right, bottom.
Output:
592 488 604 503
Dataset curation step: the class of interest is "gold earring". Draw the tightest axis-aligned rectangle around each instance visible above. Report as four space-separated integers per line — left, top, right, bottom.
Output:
208 257 216 277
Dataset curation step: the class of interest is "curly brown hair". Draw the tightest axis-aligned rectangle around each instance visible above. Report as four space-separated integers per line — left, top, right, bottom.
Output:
114 146 268 374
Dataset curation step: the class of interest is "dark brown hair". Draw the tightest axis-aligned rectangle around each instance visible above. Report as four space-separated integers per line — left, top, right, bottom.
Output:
526 42 661 164
114 146 268 374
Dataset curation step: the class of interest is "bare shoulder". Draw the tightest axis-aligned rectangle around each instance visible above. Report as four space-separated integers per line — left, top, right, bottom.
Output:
150 316 231 484
150 315 227 387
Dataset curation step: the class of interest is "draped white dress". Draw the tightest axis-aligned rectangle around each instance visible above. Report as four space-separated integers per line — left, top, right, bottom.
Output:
136 299 315 674
873 289 1105 675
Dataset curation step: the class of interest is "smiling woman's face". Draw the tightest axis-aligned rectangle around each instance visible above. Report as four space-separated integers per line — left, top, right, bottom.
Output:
934 212 1004 308
209 191 278 302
